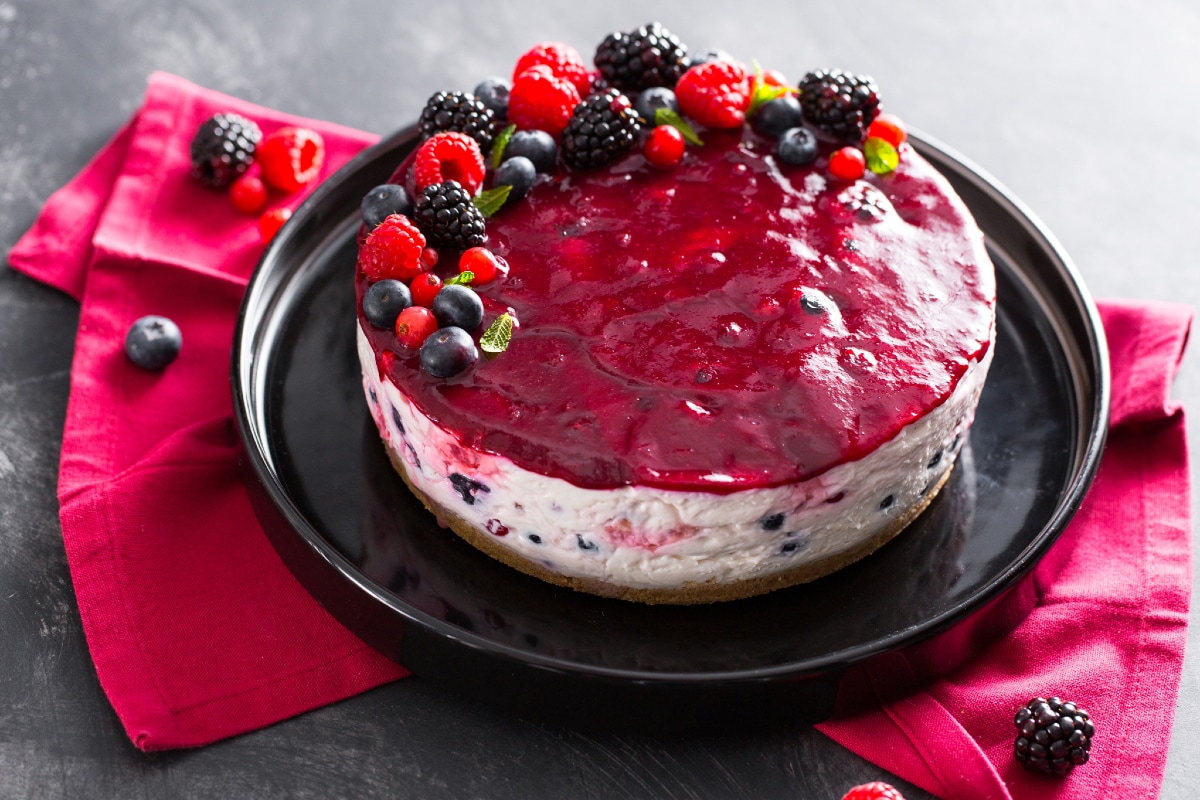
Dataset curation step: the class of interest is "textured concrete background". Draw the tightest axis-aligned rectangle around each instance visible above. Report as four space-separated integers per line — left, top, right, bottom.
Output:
1 1 1197 797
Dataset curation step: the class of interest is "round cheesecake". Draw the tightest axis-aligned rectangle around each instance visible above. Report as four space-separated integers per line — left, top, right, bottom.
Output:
356 92 995 605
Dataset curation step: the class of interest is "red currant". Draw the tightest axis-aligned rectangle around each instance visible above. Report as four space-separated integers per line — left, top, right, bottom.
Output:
229 173 267 215
458 247 508 284
643 125 686 168
258 207 292 241
410 273 443 307
394 306 438 348
828 147 866 180
867 113 907 148
419 247 439 270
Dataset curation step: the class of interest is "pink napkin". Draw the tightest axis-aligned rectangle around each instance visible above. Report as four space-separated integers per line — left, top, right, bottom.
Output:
7 74 1192 799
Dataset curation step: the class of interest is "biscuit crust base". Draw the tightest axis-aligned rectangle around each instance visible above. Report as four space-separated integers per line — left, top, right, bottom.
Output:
387 444 951 605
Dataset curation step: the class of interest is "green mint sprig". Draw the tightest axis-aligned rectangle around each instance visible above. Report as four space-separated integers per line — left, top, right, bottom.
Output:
491 124 516 169
655 108 703 146
445 271 474 286
864 137 899 175
480 312 514 354
472 184 513 218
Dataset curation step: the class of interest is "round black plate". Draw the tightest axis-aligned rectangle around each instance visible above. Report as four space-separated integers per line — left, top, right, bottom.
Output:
232 129 1109 730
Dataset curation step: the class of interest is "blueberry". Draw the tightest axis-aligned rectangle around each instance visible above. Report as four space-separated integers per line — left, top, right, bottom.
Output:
927 450 943 469
473 77 510 120
420 326 478 378
633 87 679 125
431 284 484 331
124 315 182 370
361 184 411 229
362 279 412 329
528 533 543 545
494 155 536 201
391 406 405 434
450 472 490 504
800 291 828 315
776 127 819 166
686 49 735 69
879 494 895 510
752 95 804 137
760 512 785 531
576 534 598 552
504 129 557 173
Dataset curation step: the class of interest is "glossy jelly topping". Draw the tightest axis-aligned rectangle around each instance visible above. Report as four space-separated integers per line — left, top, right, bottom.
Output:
358 128 995 492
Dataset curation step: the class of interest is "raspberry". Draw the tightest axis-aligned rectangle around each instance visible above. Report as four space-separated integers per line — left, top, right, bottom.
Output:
513 42 591 99
507 64 581 137
229 173 268 215
358 213 427 282
414 131 486 195
409 273 444 308
459 247 507 284
675 60 751 129
841 782 905 800
189 113 261 188
829 146 866 180
258 207 292 242
394 305 438 349
257 126 326 192
643 124 685 168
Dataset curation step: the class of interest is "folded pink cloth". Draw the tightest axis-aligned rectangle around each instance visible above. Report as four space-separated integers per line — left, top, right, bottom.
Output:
7 74 1192 799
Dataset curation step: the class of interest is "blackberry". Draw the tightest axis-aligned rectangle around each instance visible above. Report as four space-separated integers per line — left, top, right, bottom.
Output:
561 89 641 169
1014 697 1094 776
594 22 689 91
189 113 261 188
417 91 498 151
797 69 881 143
412 181 486 251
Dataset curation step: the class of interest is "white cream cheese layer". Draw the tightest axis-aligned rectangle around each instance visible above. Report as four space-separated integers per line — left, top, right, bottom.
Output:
358 323 992 591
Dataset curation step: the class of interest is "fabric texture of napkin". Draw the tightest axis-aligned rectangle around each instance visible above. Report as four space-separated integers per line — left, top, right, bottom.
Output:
7 74 1192 799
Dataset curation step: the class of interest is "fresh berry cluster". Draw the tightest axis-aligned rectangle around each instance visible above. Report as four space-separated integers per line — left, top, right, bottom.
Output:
189 114 327 240
360 23 915 380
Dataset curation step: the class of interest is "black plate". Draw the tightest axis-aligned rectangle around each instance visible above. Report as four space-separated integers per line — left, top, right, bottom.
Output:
232 129 1109 730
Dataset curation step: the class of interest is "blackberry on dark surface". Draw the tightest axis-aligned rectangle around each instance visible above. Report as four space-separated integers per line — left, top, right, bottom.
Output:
417 91 498 151
1013 697 1094 776
594 22 689 91
189 113 261 188
412 181 486 251
797 69 881 143
561 88 641 169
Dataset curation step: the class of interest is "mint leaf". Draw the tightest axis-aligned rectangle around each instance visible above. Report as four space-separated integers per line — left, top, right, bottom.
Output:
747 60 793 116
655 108 704 146
864 137 899 175
491 124 516 169
480 312 514 354
445 271 474 286
472 184 513 218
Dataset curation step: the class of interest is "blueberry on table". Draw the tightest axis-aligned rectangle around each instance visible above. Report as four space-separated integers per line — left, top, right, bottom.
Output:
420 327 478 378
125 315 182 370
776 127 818 166
361 184 411 229
502 129 557 173
431 284 484 331
752 95 804 137
362 279 413 329
494 156 536 201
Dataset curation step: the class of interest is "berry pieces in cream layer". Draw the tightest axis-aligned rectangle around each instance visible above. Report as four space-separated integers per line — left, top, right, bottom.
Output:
354 24 996 604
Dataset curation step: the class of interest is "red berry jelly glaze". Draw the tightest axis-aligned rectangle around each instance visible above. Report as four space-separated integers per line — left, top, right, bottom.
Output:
357 128 995 493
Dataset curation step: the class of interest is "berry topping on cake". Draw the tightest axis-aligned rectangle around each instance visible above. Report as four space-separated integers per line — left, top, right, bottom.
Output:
829 146 867 180
502 129 558 172
493 156 536 200
1014 697 1094 775
513 42 592 99
421 327 479 378
362 279 413 330
414 132 487 195
459 246 507 284
751 94 804 137
776 127 818 165
473 77 511 121
593 22 689 91
507 65 582 137
417 91 498 151
798 68 881 143
633 86 679 125
840 782 906 800
359 213 427 282
643 124 686 168
395 305 438 348
412 180 487 251
409 272 444 308
125 315 183 371
361 184 413 229
189 113 262 188
561 88 642 169
432 284 485 331
228 173 268 215
675 60 752 129
257 126 326 192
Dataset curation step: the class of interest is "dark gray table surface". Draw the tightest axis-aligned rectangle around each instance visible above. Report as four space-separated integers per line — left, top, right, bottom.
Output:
2 1 1196 797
